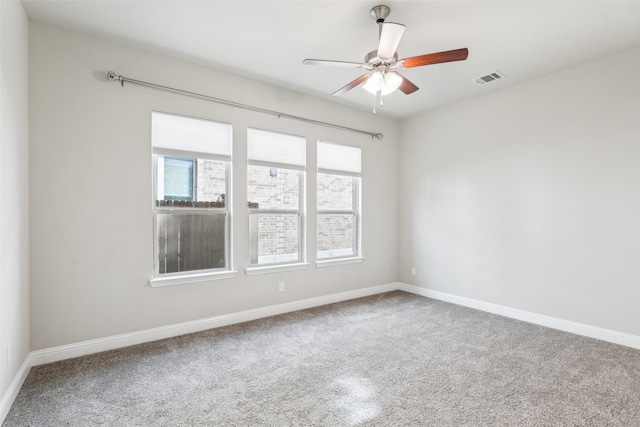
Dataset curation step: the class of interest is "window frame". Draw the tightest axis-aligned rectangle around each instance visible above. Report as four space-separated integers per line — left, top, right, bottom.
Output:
316 141 363 267
150 112 235 285
246 129 308 273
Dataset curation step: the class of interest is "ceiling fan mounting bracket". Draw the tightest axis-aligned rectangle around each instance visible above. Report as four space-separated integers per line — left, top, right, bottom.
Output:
370 5 390 24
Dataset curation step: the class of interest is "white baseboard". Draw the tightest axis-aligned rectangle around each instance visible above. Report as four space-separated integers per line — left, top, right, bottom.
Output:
31 282 400 366
0 356 31 423
399 283 640 350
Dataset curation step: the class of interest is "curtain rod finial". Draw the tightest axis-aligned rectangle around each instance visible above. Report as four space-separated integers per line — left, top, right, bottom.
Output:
107 71 124 86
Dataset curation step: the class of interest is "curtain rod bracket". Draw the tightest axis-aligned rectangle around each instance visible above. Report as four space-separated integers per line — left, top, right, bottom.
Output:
105 70 383 140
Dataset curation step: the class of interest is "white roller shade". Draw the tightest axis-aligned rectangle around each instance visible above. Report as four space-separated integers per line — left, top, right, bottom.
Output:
247 128 306 167
318 141 361 175
152 112 232 158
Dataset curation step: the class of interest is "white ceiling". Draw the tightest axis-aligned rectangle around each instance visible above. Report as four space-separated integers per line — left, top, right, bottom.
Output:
22 0 640 119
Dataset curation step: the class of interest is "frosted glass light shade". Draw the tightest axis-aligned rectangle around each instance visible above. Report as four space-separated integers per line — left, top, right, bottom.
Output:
381 72 402 95
362 71 402 96
362 71 384 94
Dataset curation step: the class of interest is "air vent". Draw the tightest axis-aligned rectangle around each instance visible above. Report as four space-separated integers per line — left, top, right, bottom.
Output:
474 71 505 85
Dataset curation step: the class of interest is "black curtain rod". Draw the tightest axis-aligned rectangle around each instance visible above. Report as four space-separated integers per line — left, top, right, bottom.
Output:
106 71 383 140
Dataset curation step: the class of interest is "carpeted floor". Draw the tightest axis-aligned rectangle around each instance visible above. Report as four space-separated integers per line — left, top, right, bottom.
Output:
4 291 640 426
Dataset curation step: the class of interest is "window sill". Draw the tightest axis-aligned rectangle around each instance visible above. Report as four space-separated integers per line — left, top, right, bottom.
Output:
149 270 237 287
316 257 365 268
245 262 310 276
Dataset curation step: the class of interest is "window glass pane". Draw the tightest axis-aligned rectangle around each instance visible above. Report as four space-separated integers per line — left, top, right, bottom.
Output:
317 213 355 259
249 213 299 264
156 212 227 273
152 112 232 157
163 157 194 201
195 159 226 204
317 174 355 211
157 156 227 208
247 165 300 210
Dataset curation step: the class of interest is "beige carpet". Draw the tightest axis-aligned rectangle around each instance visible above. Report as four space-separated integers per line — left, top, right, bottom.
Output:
5 291 640 426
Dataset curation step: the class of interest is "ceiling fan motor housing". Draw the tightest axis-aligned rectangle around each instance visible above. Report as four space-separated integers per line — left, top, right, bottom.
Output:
365 50 398 68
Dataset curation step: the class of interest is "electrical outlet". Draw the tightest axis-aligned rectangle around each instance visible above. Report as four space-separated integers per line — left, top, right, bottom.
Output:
410 268 416 277
278 282 285 292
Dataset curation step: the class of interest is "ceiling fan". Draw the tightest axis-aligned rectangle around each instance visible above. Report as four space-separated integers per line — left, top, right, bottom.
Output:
303 5 469 113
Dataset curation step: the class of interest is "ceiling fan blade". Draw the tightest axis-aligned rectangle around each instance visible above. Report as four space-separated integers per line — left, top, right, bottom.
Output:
303 59 364 68
400 48 469 68
332 74 371 96
389 72 419 95
377 22 405 59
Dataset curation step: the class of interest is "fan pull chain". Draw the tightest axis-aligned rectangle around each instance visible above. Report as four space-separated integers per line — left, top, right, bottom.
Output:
372 92 377 115
372 90 383 115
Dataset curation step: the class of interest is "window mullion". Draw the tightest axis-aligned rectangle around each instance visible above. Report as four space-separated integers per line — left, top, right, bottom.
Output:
317 210 356 215
248 209 299 215
299 170 305 263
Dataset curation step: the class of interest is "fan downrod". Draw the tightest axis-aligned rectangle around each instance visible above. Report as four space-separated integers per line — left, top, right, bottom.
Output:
369 5 390 23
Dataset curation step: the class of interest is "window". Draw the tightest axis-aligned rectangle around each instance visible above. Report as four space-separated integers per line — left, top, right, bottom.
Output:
247 128 306 267
317 141 362 261
152 112 232 279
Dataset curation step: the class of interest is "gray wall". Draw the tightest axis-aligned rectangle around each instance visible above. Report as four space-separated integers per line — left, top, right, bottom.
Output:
29 23 399 350
0 0 30 402
399 47 640 335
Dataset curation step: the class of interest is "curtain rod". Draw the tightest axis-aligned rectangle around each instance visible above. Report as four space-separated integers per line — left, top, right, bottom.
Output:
106 71 383 140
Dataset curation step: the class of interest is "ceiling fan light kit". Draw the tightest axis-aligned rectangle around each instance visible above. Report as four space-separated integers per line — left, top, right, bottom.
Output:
303 4 469 114
364 70 402 96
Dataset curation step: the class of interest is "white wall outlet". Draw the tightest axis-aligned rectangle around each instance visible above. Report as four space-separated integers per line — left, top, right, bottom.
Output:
278 282 285 292
410 268 416 277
